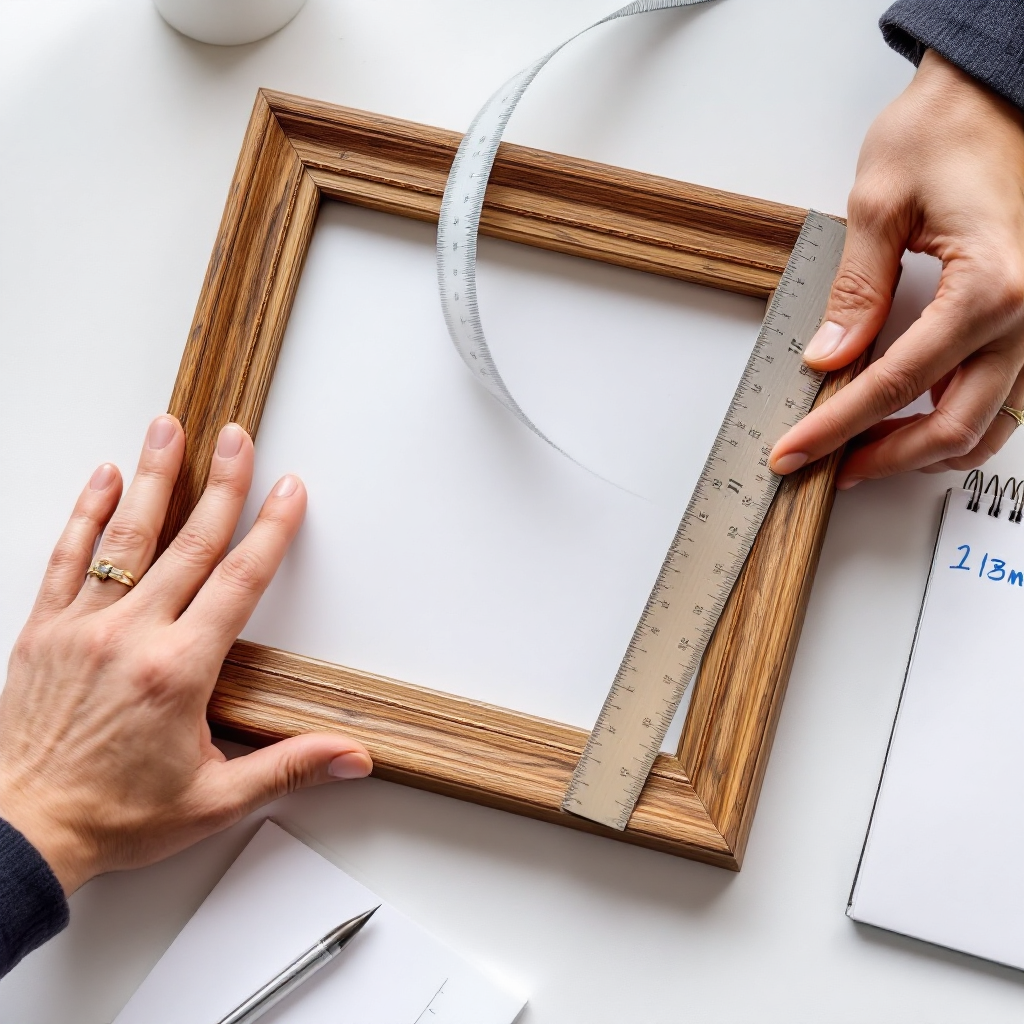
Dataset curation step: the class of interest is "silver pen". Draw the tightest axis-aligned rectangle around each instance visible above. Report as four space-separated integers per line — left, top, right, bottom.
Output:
215 906 379 1024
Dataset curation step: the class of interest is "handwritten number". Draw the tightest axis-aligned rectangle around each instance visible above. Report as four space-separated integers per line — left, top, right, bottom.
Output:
949 545 1023 587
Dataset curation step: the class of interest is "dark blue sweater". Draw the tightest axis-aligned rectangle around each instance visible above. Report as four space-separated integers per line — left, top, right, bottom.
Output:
0 819 68 976
2 0 1023 981
880 0 1024 110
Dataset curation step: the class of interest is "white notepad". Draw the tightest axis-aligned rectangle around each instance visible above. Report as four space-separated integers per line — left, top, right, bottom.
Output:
849 483 1024 968
114 820 525 1023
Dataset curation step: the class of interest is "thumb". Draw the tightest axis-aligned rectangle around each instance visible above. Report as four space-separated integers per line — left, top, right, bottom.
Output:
207 733 373 822
801 192 906 371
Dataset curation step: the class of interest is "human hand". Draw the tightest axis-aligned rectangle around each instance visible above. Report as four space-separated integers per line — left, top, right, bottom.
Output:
0 416 372 895
770 49 1024 488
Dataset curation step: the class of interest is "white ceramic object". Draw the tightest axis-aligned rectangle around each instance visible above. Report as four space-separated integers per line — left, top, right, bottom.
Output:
153 0 307 45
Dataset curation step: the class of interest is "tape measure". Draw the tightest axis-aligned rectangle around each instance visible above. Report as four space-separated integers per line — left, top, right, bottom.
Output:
563 212 845 829
433 2 846 829
436 0 714 447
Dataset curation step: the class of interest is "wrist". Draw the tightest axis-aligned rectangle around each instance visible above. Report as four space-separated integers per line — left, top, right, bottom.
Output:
0 789 94 896
916 49 1024 129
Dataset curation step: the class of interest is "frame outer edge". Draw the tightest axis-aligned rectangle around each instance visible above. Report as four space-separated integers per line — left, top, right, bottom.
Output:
171 88 856 868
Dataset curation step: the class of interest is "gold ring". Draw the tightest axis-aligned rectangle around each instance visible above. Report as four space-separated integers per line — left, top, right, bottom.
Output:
86 559 136 588
999 405 1024 429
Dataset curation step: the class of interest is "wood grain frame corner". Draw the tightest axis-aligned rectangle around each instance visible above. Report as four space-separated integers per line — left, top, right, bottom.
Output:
165 89 859 869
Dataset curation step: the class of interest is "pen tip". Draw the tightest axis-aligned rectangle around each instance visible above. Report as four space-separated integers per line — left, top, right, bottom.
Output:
323 906 382 950
353 905 380 929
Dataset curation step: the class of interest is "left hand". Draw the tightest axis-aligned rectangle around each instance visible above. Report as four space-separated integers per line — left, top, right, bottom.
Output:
0 416 372 895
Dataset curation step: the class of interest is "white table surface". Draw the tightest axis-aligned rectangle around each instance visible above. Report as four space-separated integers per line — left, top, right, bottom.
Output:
4 1 1024 1020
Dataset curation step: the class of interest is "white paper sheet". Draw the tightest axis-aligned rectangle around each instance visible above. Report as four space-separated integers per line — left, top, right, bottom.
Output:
849 494 1024 968
114 821 525 1024
236 203 763 749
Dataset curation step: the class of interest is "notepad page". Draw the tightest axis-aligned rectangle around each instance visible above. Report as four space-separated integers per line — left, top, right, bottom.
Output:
114 820 524 1024
849 493 1024 968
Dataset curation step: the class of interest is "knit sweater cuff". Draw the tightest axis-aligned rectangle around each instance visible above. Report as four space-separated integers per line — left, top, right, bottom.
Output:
0 818 70 977
880 0 1024 111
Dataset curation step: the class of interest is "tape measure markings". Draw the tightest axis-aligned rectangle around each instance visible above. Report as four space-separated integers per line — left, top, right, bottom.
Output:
432 2 847 830
436 0 715 449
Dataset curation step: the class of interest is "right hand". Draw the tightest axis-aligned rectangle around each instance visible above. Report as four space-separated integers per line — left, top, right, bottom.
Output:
770 49 1024 488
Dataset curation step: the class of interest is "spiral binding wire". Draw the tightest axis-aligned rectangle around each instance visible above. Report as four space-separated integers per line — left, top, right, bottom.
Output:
1006 477 1024 524
964 470 1024 523
965 469 983 512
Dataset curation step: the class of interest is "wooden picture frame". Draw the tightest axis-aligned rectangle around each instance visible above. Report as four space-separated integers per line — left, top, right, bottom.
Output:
164 89 861 870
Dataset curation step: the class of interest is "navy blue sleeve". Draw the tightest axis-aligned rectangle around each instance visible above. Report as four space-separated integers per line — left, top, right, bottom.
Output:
880 0 1024 111
0 818 69 977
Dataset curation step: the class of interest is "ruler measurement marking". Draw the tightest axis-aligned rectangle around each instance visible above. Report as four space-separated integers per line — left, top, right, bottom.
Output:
562 213 846 830
431 0 842 834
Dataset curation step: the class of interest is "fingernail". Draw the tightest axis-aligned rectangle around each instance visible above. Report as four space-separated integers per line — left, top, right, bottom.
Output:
328 752 372 780
803 321 846 362
771 451 808 475
274 475 299 498
89 463 116 490
146 415 177 450
216 423 245 459
837 476 863 490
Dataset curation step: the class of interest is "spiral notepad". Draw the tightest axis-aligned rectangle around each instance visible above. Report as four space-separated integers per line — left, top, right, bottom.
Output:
849 472 1024 969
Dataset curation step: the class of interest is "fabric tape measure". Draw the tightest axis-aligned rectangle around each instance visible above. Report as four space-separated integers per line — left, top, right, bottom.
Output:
434 0 846 830
436 0 714 449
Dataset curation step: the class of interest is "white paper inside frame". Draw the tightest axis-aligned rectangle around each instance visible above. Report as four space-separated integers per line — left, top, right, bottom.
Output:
235 202 764 751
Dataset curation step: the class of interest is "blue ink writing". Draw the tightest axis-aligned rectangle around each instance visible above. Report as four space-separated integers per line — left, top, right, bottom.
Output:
948 544 1023 589
950 545 971 570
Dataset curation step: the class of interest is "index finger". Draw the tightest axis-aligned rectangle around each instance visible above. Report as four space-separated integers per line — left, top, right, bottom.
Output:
770 292 996 475
174 475 306 663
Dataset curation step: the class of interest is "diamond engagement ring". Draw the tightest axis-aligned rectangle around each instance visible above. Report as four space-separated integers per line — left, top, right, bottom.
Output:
86 559 136 588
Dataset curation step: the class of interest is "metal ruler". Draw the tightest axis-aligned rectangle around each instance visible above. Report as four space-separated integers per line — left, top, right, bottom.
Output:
431 3 847 828
560 211 845 829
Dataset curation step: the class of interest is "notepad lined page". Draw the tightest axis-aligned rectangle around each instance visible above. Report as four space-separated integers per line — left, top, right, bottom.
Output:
849 491 1024 968
114 820 525 1024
